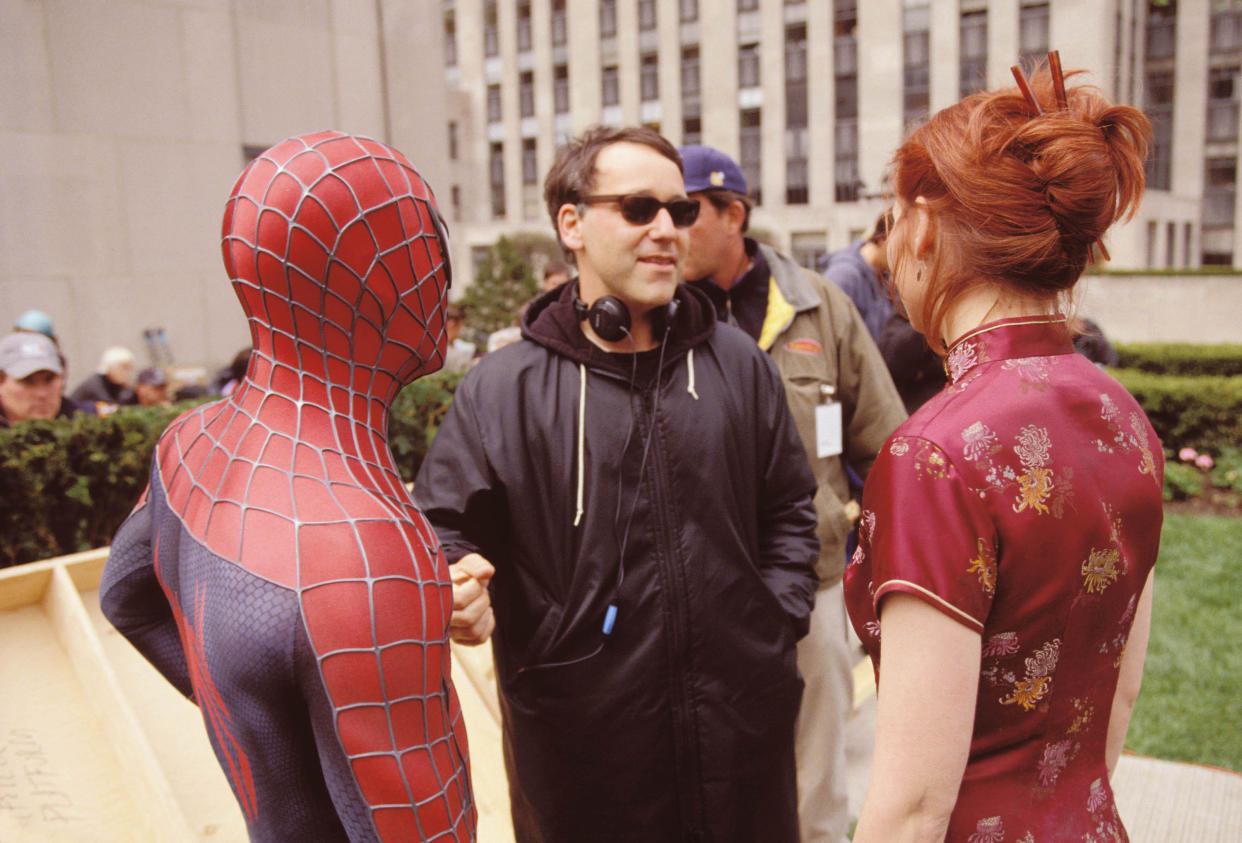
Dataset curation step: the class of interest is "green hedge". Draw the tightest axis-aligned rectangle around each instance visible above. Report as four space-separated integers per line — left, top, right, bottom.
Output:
3 364 1238 566
0 371 463 568
1115 343 1242 377
1112 369 1242 457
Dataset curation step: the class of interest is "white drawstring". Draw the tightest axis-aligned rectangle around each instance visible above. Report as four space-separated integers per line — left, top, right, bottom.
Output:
686 349 699 400
574 362 586 527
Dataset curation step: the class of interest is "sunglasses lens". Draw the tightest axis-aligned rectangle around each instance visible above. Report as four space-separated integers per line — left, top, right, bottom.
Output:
618 196 661 225
668 200 700 227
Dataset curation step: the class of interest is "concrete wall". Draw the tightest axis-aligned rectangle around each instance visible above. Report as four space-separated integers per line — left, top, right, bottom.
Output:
1078 273 1242 345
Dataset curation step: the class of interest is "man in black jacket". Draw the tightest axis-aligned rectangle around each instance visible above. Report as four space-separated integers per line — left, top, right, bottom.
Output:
414 125 819 842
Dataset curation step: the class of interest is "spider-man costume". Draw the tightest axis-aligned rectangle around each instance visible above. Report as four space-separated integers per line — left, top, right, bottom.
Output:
100 131 475 841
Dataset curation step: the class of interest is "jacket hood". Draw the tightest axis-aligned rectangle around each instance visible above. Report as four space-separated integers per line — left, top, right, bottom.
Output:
521 280 717 379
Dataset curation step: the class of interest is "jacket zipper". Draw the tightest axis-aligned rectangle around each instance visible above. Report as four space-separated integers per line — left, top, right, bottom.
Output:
642 384 706 838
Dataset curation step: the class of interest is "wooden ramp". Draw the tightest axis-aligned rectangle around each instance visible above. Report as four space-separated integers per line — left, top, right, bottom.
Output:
4 550 1240 841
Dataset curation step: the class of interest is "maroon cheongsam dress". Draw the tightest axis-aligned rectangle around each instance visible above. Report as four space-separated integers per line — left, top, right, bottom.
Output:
101 131 475 841
845 316 1164 842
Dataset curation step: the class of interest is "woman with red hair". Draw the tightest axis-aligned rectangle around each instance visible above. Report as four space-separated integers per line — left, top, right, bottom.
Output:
845 57 1163 841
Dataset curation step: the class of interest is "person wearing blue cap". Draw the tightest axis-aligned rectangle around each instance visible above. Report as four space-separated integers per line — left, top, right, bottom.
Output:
680 144 906 843
13 309 57 340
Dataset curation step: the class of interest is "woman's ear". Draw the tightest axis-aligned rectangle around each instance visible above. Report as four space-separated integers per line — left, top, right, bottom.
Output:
912 197 934 261
558 203 584 253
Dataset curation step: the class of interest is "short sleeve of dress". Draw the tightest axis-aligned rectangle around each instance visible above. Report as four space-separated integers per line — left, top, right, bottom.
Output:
860 435 996 632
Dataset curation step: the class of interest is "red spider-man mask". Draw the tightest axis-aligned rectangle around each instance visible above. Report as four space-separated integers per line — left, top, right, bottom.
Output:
220 131 452 395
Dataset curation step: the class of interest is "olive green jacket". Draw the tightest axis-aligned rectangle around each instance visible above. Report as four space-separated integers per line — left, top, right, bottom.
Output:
756 242 907 586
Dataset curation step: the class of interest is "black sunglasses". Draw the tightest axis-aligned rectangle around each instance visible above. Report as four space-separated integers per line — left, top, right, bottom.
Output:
580 194 701 228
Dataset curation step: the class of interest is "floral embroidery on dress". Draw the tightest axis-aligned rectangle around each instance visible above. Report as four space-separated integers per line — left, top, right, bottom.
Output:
968 537 998 595
1097 393 1160 488
1067 697 1095 735
947 340 979 382
1002 356 1054 392
1037 738 1076 786
1086 778 1109 812
1099 594 1138 668
1000 638 1061 711
889 437 954 480
1081 546 1121 594
1013 425 1055 514
889 438 910 457
962 421 1001 463
967 816 1004 843
983 631 1020 657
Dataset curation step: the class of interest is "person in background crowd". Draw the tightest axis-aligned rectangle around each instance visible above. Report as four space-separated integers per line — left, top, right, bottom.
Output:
442 303 477 372
0 332 94 427
416 125 819 842
845 57 1162 841
541 259 571 292
877 309 949 415
133 366 171 406
679 143 905 843
213 346 251 396
14 309 57 341
1072 316 1120 367
71 346 136 405
819 209 896 343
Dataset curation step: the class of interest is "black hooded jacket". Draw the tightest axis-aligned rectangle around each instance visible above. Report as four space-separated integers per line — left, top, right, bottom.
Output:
414 282 819 842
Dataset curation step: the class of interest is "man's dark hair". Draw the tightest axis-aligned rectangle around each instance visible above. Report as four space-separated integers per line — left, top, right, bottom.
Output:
867 208 894 246
543 125 683 256
543 259 569 279
698 188 752 234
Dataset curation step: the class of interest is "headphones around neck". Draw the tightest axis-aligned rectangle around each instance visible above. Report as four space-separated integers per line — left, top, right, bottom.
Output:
572 289 680 343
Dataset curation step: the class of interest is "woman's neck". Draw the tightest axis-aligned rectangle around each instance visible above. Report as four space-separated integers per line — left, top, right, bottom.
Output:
942 284 1057 348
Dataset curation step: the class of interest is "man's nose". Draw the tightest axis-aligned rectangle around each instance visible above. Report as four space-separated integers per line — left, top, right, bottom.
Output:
649 207 678 238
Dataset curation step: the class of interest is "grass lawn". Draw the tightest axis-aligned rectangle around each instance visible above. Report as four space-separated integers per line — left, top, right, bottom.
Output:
1124 512 1242 772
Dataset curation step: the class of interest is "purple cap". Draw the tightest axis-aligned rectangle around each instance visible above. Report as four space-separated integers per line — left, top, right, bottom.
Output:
679 145 748 194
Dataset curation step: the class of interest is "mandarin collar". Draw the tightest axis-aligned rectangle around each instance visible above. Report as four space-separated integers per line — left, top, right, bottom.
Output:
943 315 1075 384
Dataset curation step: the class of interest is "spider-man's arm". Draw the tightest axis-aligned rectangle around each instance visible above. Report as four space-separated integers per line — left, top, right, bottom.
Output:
100 492 195 698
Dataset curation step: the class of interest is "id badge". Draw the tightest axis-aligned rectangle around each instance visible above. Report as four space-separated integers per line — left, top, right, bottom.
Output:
816 401 843 458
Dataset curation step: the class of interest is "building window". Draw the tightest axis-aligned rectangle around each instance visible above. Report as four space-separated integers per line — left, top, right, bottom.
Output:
484 0 499 58
1019 1 1050 64
641 54 659 102
738 43 760 89
786 129 809 204
600 0 617 39
683 116 702 145
1212 2 1242 54
487 84 502 124
1204 157 1237 228
835 0 860 202
602 65 620 107
1207 66 1240 142
443 8 457 67
1144 70 1173 190
1146 0 1177 60
554 64 570 114
903 1 930 132
740 108 762 205
489 142 506 218
519 72 535 118
551 0 567 46
680 0 698 23
739 0 758 11
959 9 987 97
517 1 532 52
522 138 538 185
639 0 657 31
448 121 458 160
681 46 701 101
451 184 461 220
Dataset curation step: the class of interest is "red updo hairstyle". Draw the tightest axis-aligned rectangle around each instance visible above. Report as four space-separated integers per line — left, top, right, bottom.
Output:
889 60 1152 353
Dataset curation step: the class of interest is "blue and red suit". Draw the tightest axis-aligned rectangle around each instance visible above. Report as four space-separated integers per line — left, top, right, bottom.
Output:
101 131 475 841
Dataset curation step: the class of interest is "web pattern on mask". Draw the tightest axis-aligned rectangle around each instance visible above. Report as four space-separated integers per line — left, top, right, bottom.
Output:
127 132 472 840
